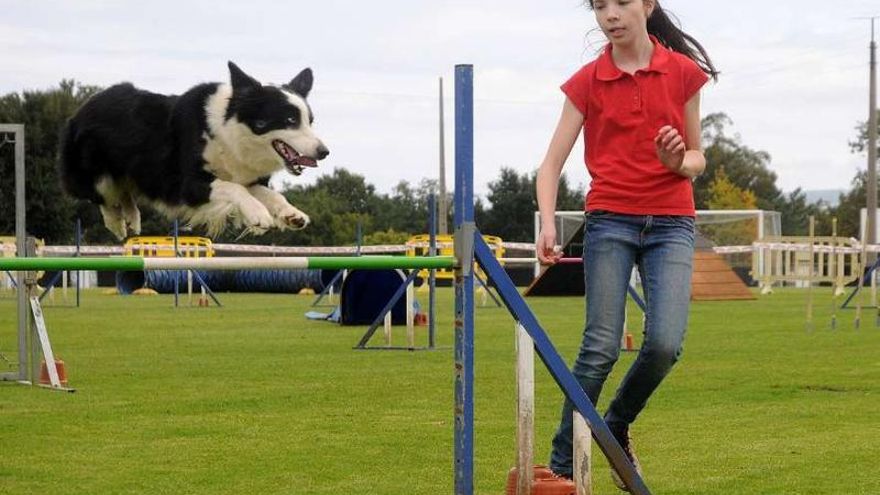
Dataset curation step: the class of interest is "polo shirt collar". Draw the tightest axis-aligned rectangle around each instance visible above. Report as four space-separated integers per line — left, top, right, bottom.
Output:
596 35 671 81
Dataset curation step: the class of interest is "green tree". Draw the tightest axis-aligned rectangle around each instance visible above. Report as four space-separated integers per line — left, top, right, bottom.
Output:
479 167 534 240
848 109 880 157
372 179 437 236
693 112 834 235
696 113 783 212
835 174 872 241
478 167 583 241
707 168 758 210
775 188 829 236
363 228 412 245
700 168 758 246
0 80 104 243
834 113 880 240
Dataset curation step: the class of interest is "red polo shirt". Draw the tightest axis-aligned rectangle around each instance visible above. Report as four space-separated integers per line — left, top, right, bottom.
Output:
562 37 708 216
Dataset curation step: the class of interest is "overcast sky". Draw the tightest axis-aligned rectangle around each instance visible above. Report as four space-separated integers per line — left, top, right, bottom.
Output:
2 0 878 198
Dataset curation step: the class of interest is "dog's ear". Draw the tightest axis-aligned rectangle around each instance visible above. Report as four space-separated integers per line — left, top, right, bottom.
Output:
228 61 261 94
284 68 313 98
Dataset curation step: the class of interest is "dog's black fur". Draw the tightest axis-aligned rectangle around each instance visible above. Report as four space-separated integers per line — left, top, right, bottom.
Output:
59 62 328 239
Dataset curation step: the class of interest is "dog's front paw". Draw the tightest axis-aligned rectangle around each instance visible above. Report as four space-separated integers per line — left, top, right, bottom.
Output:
240 202 274 235
276 205 310 231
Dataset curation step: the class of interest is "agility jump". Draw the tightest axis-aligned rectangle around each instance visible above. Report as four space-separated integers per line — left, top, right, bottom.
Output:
1 66 652 495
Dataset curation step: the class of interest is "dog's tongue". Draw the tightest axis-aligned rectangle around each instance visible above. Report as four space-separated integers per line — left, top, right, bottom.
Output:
273 139 318 171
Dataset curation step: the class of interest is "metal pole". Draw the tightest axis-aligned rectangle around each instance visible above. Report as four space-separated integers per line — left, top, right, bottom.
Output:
8 124 28 382
439 76 449 235
864 18 879 250
453 64 475 495
869 19 878 248
428 193 437 349
173 220 179 307
75 218 82 307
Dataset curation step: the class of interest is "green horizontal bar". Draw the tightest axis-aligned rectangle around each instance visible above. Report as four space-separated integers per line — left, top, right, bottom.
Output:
0 256 456 272
307 256 456 270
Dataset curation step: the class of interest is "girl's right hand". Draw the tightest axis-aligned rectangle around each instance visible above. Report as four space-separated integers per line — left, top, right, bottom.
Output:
536 227 561 265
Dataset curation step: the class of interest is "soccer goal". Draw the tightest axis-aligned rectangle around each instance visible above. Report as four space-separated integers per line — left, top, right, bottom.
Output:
533 210 782 281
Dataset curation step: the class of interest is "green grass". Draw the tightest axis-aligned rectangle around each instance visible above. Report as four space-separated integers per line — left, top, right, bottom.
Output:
1 287 879 494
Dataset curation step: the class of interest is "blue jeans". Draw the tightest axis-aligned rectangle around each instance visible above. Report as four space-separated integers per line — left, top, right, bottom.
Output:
549 211 695 477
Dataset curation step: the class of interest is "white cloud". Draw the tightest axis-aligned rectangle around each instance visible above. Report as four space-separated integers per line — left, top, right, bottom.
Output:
1 0 877 200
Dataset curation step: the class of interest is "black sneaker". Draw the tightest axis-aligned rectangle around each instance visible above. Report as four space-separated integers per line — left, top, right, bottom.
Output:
608 423 642 492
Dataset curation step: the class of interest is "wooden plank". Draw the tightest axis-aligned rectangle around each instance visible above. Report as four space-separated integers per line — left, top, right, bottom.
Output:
515 323 534 495
574 411 593 495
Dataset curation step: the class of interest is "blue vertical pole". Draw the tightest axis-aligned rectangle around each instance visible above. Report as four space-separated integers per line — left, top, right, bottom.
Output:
75 218 81 308
453 64 474 495
173 220 179 308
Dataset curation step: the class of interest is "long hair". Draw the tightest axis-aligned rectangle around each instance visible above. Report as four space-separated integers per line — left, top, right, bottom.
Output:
588 1 719 81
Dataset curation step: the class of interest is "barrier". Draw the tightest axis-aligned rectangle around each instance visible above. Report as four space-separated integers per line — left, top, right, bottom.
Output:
753 236 861 294
0 256 456 272
123 236 215 258
406 233 503 282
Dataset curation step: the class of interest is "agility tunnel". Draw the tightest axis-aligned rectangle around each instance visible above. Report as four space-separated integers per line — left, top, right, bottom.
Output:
115 268 338 295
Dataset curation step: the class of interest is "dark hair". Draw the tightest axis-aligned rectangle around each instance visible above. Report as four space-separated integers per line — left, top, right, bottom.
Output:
588 1 719 81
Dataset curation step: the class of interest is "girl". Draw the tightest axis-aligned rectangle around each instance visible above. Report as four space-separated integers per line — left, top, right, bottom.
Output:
535 0 717 490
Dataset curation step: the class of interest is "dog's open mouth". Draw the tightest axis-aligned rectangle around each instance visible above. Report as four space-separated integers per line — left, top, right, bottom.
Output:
272 140 317 176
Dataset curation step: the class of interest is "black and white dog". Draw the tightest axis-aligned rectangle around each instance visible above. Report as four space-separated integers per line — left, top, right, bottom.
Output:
59 62 329 239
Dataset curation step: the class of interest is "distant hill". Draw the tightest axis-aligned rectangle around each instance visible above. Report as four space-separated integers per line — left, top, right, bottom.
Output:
802 189 844 207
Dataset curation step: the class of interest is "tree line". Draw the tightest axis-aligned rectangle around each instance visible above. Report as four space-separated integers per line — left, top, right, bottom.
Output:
1 81 878 245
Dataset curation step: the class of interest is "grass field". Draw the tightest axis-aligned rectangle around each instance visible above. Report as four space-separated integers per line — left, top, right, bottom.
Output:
1 286 879 494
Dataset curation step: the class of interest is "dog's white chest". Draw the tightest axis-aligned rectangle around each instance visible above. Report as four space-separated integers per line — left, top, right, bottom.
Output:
202 136 276 185
201 138 236 181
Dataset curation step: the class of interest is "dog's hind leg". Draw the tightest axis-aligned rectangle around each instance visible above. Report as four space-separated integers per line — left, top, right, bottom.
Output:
120 193 141 235
95 176 128 240
247 184 310 230
99 204 127 240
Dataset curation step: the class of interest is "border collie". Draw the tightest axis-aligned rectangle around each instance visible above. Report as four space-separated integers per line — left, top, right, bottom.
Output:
59 62 329 239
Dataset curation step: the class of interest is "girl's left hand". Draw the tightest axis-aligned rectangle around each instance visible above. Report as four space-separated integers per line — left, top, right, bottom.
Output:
654 125 686 173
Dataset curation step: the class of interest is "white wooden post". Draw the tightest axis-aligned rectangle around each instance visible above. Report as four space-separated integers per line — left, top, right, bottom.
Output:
515 323 534 495
406 279 415 348
187 271 193 305
573 412 593 495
